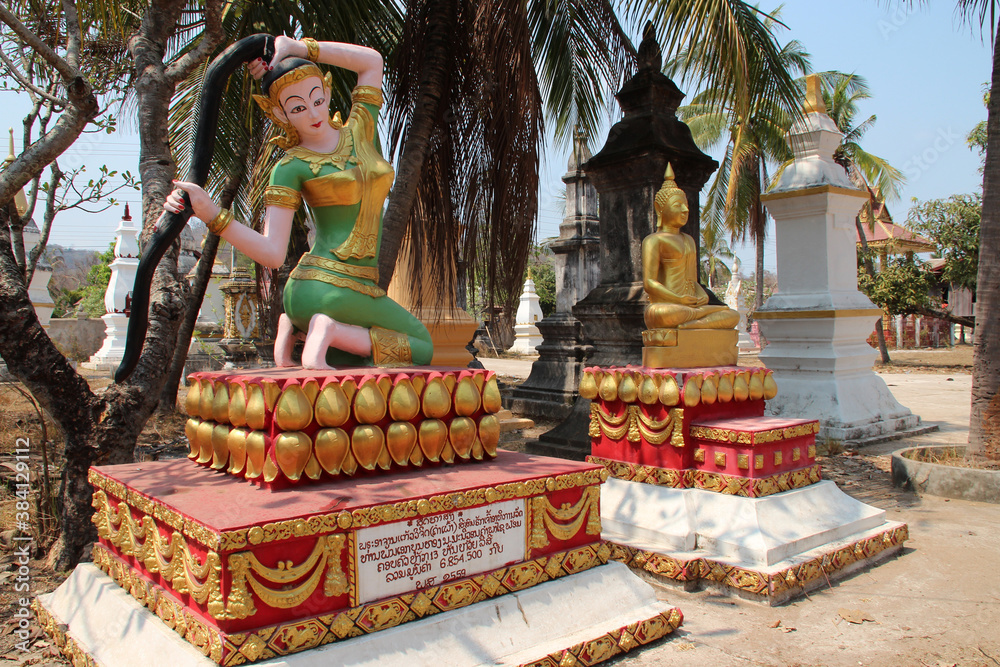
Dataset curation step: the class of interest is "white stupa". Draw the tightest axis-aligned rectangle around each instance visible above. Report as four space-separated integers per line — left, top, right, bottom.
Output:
85 204 139 372
511 272 544 354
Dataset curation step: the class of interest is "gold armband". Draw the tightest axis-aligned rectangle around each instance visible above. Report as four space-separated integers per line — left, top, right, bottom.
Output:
351 85 384 109
207 208 234 235
301 37 320 63
263 185 302 210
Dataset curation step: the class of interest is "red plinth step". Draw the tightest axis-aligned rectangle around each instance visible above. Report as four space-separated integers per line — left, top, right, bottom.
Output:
183 366 503 488
88 451 609 664
583 365 822 497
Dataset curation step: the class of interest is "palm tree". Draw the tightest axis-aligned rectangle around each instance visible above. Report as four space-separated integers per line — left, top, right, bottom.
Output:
670 8 809 308
700 218 735 289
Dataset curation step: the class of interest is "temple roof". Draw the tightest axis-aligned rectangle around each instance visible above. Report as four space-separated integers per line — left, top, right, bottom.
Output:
855 189 934 254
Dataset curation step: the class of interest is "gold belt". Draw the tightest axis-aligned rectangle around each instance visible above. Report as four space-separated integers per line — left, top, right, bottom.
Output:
297 253 379 282
290 255 385 299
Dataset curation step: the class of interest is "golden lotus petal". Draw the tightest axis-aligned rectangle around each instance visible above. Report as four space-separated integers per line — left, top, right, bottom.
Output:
479 414 500 457
386 421 417 466
199 379 215 421
301 380 319 404
314 428 350 474
263 456 279 483
388 379 420 421
471 438 484 461
618 373 639 403
578 371 598 400
275 384 314 431
683 376 702 407
316 382 351 427
449 416 477 460
482 376 502 413
304 454 322 481
211 423 230 470
442 374 457 392
749 371 765 400
246 384 267 431
212 382 230 423
352 424 385 471
274 432 313 482
763 371 778 400
701 376 718 405
717 374 734 403
409 441 425 467
472 373 485 390
377 444 392 471
354 378 387 425
341 451 358 476
454 376 481 416
440 440 455 464
410 374 426 396
422 377 451 419
185 418 200 460
733 373 750 401
244 431 266 479
377 376 393 399
229 383 247 428
638 375 658 404
227 428 247 475
659 375 680 406
599 373 619 402
184 379 200 418
418 419 448 462
262 381 282 411
195 420 214 464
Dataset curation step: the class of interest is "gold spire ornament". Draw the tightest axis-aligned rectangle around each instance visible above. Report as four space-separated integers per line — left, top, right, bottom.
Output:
802 74 827 115
2 128 28 216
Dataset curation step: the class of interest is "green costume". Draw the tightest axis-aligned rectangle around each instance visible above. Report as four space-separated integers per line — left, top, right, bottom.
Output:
264 85 433 367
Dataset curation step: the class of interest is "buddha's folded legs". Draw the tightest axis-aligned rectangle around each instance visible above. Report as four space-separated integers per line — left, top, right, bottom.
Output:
677 307 740 329
644 303 739 330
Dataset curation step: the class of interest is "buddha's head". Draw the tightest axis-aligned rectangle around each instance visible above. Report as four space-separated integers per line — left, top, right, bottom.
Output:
654 163 689 231
254 58 334 149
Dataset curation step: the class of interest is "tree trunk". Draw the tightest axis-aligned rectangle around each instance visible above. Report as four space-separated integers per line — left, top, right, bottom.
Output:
158 169 245 412
855 215 891 363
968 24 1000 462
377 0 454 290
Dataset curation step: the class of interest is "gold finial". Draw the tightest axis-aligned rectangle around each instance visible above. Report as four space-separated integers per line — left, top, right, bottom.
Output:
527 267 532 281
803 74 826 115
2 128 14 169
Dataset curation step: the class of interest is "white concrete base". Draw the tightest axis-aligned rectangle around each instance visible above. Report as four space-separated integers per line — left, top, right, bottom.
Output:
601 478 888 569
511 323 543 354
82 312 129 371
37 562 678 667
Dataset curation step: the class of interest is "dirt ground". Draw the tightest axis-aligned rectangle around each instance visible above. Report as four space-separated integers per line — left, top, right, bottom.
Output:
0 350 992 665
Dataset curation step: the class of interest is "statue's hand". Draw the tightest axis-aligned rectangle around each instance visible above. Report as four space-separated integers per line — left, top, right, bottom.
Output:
248 57 270 80
269 35 305 69
680 295 699 307
165 180 220 225
695 294 709 307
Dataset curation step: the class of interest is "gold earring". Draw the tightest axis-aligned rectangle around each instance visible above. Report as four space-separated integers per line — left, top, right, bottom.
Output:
253 94 301 149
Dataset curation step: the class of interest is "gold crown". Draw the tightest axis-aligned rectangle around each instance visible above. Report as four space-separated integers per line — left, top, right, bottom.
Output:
251 66 332 150
655 163 686 213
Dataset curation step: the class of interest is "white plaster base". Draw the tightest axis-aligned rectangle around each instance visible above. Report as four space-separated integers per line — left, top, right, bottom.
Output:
82 313 129 372
511 323 543 354
37 562 677 667
601 479 886 569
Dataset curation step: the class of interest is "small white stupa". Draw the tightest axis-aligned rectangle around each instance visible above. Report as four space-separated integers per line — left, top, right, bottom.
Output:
723 257 755 351
511 272 544 354
85 204 139 372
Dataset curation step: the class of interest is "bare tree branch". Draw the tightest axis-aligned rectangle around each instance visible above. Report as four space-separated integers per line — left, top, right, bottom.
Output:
61 0 83 71
165 0 225 83
0 50 70 107
0 4 80 82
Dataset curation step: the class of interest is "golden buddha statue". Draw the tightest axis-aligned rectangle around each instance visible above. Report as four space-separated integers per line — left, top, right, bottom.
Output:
641 164 739 368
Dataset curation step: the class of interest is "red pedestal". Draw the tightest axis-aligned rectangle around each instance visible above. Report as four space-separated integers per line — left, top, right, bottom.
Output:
581 365 821 497
89 451 609 664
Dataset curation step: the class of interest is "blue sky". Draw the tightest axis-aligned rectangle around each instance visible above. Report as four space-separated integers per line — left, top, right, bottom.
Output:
0 0 992 274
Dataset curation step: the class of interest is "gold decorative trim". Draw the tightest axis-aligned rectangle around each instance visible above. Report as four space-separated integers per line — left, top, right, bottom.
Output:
89 466 607 553
288 266 386 298
263 185 302 210
519 608 683 667
296 252 378 281
752 308 883 320
90 541 612 666
352 85 384 108
265 64 324 106
301 37 320 62
587 457 822 499
609 523 908 598
369 326 413 366
714 452 726 467
761 184 869 201
91 545 225 662
690 420 819 445
32 600 99 667
589 403 683 446
528 487 601 553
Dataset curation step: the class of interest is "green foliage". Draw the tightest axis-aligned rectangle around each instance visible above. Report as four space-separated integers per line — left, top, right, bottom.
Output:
527 244 556 317
907 193 981 292
64 244 115 318
857 252 934 316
